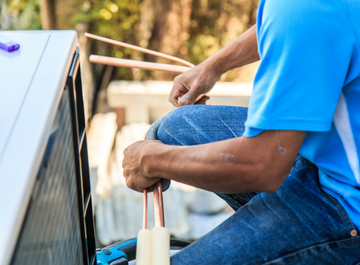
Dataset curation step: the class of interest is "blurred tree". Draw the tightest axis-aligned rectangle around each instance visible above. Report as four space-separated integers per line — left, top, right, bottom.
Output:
187 0 260 81
2 0 259 81
55 0 259 82
0 0 41 30
1 0 260 113
39 0 57 29
142 0 193 80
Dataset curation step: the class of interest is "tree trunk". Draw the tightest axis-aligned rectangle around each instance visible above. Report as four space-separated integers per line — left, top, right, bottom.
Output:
247 0 258 28
39 0 57 30
145 0 193 80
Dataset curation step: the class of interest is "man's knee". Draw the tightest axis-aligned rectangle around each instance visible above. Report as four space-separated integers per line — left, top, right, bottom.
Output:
157 105 202 146
157 106 188 145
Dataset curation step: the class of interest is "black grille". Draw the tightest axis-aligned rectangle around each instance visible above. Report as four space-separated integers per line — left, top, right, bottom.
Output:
10 50 96 265
11 91 84 265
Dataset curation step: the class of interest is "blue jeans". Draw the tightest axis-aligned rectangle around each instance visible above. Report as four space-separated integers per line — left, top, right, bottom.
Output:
157 105 360 265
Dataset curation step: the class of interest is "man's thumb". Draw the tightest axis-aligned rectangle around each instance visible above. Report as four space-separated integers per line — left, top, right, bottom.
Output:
178 92 196 106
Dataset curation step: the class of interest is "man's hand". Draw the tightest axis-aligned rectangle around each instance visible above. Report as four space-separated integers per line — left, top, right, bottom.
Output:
169 64 220 106
122 140 162 192
169 25 259 106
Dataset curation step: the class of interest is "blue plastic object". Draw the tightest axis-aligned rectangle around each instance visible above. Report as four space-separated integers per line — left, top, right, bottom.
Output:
96 239 137 265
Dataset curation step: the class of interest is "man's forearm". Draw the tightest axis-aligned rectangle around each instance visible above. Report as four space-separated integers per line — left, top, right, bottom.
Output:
201 25 259 76
143 138 262 193
141 130 305 194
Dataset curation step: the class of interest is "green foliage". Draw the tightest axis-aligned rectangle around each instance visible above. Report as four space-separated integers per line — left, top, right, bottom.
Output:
2 0 259 81
57 0 259 81
0 0 41 30
188 0 259 67
55 0 143 79
72 0 141 42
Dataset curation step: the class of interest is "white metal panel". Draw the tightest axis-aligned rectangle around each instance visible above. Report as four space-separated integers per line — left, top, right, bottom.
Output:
0 31 77 265
0 32 50 158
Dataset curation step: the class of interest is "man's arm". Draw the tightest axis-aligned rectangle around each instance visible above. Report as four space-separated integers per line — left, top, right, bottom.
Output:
122 130 307 193
169 25 259 106
122 25 305 193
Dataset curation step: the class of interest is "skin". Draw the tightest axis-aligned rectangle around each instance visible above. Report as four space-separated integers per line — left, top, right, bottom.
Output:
122 25 307 193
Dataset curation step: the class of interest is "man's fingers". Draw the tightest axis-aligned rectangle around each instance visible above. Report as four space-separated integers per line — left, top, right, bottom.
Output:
169 79 183 105
168 93 179 106
169 75 192 106
178 91 196 106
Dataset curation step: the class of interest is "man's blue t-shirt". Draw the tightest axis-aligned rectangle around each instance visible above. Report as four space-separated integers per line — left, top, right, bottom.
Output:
244 0 360 229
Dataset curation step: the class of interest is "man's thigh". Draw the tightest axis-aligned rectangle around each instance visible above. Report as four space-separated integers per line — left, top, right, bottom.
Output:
157 105 248 146
171 164 360 264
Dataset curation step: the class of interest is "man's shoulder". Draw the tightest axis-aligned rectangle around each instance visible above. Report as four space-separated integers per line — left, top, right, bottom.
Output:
262 0 346 12
260 0 350 25
258 0 357 44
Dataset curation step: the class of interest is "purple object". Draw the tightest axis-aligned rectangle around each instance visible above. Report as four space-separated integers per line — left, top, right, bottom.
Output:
0 35 20 52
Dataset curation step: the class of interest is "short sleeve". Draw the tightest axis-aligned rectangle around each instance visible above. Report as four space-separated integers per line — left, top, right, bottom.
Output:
244 0 356 137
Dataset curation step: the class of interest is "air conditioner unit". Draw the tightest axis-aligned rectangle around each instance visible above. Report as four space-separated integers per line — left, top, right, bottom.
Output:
0 30 192 265
0 31 96 265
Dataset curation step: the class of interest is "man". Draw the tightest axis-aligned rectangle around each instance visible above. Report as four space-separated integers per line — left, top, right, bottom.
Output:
122 0 360 263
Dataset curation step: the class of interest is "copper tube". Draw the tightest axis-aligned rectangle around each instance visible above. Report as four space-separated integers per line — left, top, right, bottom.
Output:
158 184 165 227
143 188 148 230
85 32 195 68
90 55 191 74
153 182 165 227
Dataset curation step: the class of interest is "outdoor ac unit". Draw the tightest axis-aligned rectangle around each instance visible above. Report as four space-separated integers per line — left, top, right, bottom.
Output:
0 31 96 265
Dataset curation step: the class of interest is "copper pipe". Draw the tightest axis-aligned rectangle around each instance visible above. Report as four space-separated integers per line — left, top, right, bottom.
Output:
158 183 165 227
85 32 195 68
153 182 165 227
143 188 148 230
90 55 191 74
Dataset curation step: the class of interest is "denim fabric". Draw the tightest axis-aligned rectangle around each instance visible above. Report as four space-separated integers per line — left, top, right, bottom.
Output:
157 105 360 264
157 105 248 146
